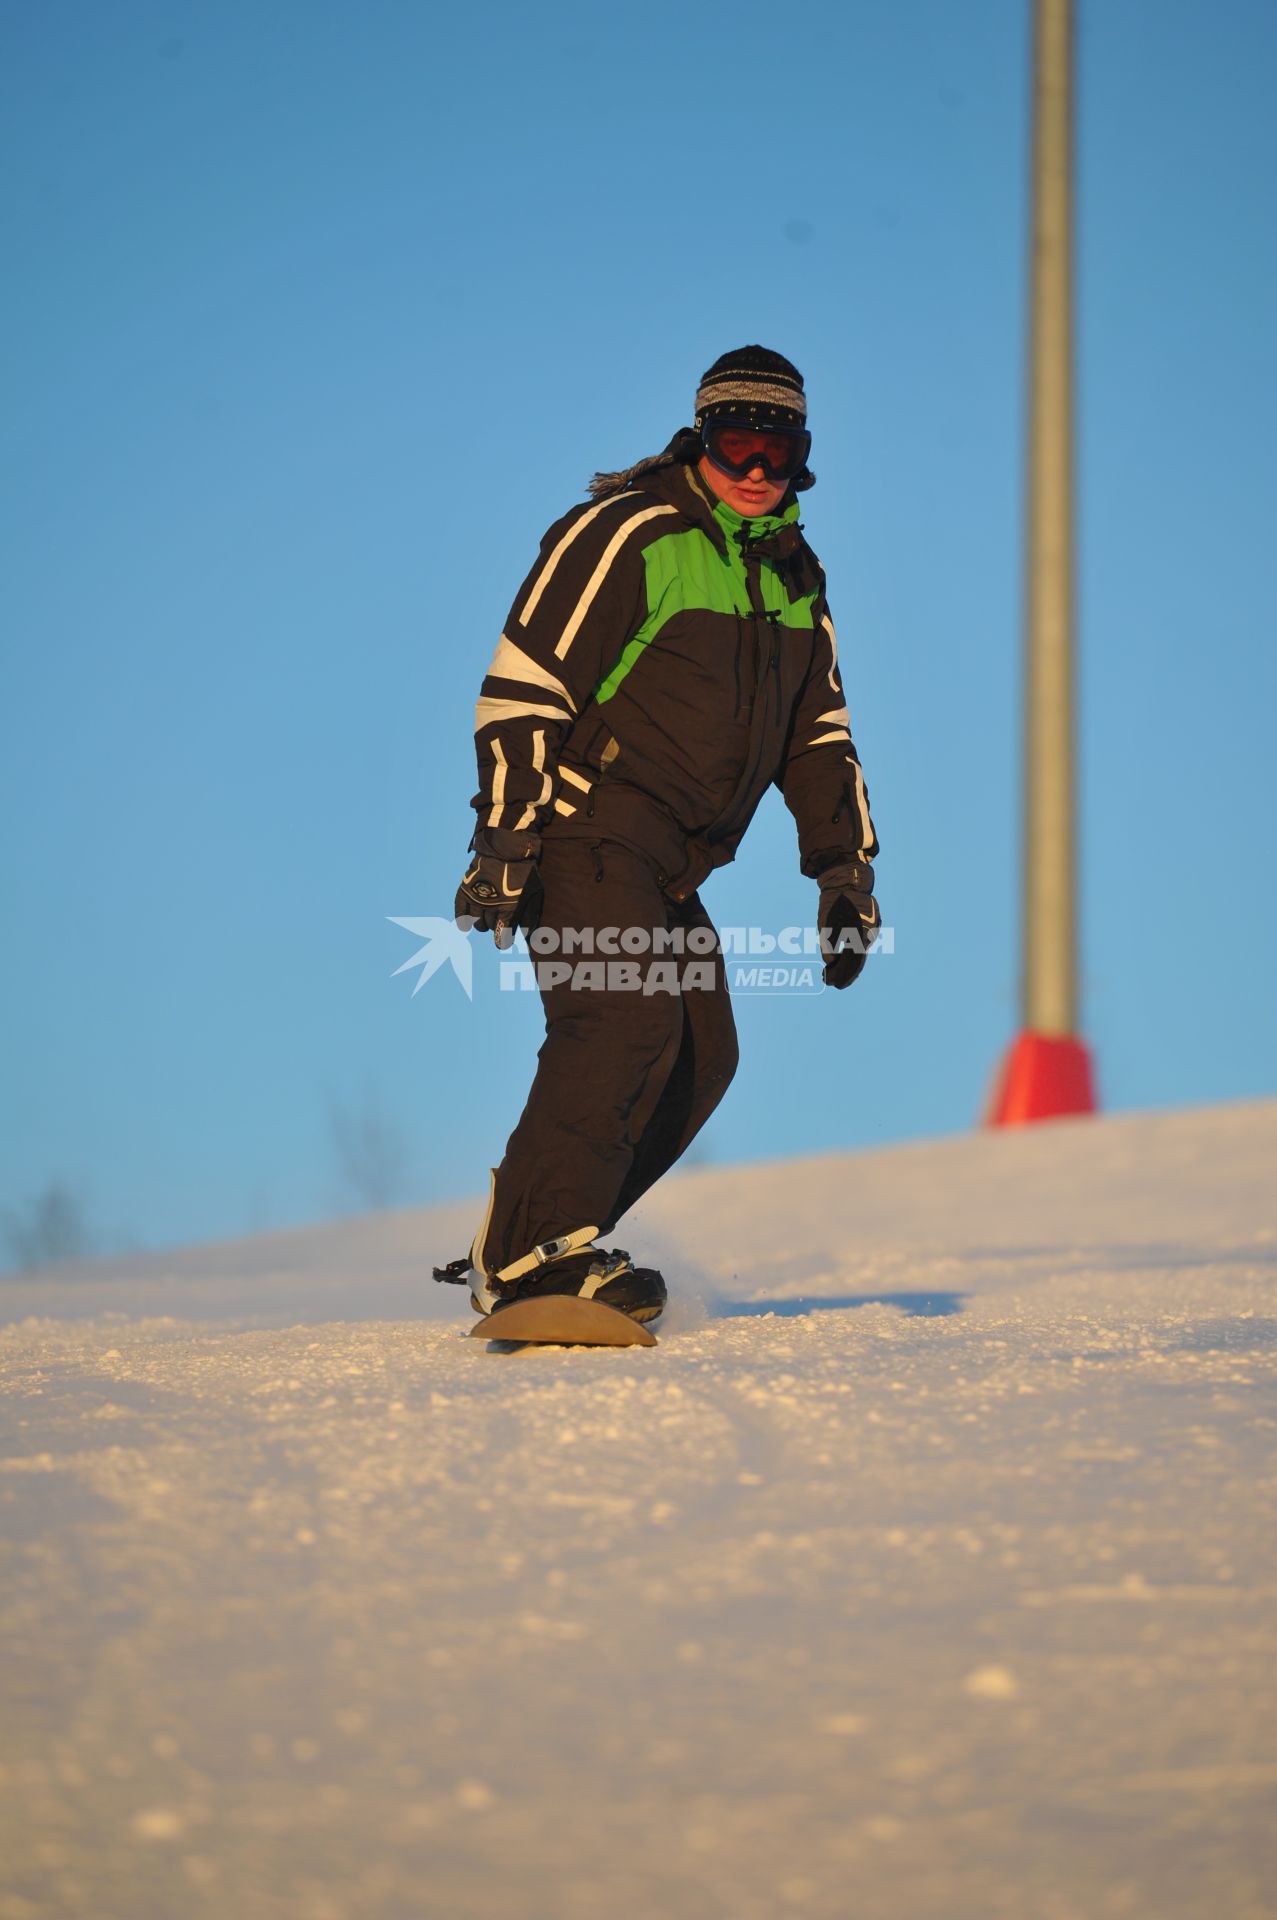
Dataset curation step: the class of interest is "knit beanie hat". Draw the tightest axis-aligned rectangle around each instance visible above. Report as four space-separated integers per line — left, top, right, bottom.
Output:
694 346 807 430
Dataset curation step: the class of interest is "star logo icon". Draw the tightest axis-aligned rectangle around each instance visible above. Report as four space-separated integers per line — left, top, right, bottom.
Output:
388 916 474 1001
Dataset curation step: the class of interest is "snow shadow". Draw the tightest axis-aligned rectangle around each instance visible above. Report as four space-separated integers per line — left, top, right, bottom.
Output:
1167 1315 1277 1353
958 1241 1277 1274
710 1289 966 1320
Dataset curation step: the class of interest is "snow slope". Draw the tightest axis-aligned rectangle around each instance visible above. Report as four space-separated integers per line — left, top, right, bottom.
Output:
2 1101 1275 1920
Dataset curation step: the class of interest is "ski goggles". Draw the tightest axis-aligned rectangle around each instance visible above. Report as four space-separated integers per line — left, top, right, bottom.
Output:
700 417 811 483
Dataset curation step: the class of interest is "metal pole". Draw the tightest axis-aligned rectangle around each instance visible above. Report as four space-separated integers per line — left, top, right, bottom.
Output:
1023 0 1077 1036
987 0 1095 1124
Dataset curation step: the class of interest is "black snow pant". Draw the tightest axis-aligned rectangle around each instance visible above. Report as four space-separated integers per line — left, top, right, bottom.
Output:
473 836 739 1276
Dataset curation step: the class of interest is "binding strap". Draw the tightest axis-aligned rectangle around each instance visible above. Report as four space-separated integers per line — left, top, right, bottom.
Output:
492 1224 600 1297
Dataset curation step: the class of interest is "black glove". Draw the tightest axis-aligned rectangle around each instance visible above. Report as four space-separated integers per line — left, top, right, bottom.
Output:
814 856 881 990
454 826 542 950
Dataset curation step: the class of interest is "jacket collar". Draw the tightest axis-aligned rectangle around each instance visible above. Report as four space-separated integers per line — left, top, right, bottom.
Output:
598 440 819 595
630 454 802 561
676 464 816 595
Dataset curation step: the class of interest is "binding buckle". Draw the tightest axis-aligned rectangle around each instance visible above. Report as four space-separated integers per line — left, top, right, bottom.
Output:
533 1235 577 1266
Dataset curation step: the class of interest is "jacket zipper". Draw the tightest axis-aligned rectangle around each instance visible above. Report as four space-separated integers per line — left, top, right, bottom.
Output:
710 557 784 845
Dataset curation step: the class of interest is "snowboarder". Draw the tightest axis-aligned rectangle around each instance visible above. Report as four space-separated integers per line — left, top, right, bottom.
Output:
436 347 880 1333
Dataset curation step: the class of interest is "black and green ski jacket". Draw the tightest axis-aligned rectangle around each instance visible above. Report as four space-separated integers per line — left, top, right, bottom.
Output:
469 449 878 901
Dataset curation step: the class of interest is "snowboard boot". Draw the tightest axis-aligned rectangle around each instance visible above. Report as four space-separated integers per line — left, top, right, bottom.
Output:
433 1234 666 1325
490 1244 666 1324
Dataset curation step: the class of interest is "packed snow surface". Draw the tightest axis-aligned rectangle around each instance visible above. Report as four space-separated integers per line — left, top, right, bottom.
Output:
2 1102 1275 1920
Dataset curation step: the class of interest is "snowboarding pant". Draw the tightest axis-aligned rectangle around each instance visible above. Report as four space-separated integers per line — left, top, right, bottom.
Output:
474 837 739 1276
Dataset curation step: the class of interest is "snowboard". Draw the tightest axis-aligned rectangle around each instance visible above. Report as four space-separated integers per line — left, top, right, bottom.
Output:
471 1295 658 1348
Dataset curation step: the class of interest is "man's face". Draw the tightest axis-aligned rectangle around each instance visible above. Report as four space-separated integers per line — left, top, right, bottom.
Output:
696 451 789 519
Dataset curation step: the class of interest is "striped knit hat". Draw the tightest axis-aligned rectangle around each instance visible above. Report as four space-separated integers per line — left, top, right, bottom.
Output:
694 346 807 430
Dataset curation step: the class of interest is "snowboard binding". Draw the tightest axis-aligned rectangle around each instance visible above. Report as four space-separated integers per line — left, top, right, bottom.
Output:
433 1223 666 1342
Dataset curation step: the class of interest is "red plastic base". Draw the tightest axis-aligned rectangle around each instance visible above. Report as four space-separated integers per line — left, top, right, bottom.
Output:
986 1030 1098 1127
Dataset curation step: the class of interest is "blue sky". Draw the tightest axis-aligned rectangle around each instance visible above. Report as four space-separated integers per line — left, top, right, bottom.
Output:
2 0 1274 1264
